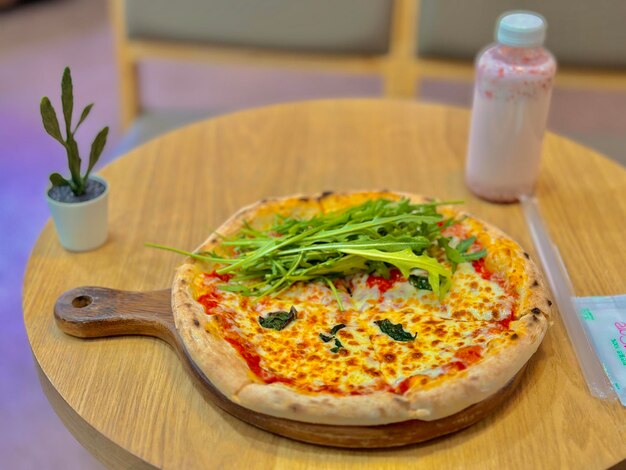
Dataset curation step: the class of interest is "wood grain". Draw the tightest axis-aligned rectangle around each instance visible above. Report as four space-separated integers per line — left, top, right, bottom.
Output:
53 286 528 448
23 100 626 469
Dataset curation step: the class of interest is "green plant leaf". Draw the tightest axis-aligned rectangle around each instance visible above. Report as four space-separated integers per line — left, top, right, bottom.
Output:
456 236 476 254
374 319 416 342
330 338 344 353
86 126 108 179
258 306 297 331
65 136 83 194
339 248 450 279
74 103 93 133
49 173 69 187
330 324 346 335
319 333 333 343
461 249 487 261
146 198 467 306
40 97 64 144
409 275 432 291
61 67 73 136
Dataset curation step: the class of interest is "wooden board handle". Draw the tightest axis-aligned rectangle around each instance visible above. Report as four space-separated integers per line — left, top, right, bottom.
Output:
54 287 176 344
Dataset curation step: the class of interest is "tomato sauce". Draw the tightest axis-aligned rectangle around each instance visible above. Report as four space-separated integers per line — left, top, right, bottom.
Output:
454 345 483 364
472 259 519 330
197 288 220 314
366 268 404 296
203 271 233 283
447 361 467 371
225 336 296 386
396 377 412 394
472 259 492 281
497 304 516 330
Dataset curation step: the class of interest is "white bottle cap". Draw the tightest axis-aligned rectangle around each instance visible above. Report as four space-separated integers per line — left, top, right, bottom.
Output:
496 11 546 47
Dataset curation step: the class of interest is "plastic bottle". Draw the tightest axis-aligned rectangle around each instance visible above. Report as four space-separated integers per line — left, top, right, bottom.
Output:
465 11 556 202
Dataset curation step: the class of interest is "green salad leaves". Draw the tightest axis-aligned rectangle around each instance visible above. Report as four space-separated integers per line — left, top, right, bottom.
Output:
148 197 486 306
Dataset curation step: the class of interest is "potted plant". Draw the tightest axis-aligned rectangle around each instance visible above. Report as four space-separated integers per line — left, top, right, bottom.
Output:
40 67 109 252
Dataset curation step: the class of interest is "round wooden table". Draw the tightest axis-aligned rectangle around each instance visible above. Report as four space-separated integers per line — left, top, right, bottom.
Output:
24 100 626 469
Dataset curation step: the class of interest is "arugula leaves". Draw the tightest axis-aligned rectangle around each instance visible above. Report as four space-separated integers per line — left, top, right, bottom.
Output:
148 198 488 305
258 306 297 330
374 319 417 342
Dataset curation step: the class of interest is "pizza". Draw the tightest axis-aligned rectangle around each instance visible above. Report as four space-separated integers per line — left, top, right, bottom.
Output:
169 191 550 426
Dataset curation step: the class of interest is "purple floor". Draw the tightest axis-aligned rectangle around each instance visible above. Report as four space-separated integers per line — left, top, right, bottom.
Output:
1 0 625 468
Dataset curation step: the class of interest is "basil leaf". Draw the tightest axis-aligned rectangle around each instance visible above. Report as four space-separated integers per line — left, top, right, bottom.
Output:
374 319 416 342
330 338 344 353
409 275 432 291
330 323 346 335
319 333 333 343
259 306 297 331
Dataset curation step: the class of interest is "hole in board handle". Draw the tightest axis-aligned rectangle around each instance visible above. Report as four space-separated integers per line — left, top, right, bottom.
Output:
72 295 93 308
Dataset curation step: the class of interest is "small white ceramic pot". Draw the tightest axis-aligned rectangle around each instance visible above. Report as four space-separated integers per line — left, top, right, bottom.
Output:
46 174 109 252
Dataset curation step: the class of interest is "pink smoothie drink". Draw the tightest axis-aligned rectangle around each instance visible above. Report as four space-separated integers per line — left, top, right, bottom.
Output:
466 12 556 202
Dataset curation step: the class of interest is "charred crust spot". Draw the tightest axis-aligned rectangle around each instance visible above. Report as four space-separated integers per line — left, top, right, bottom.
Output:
317 190 334 200
193 319 200 326
424 196 435 202
547 299 553 306
511 333 518 340
523 252 530 259
532 280 539 287
298 196 311 202
289 404 301 412
531 307 542 315
259 198 268 204
346 286 353 297
185 302 192 308
180 279 188 285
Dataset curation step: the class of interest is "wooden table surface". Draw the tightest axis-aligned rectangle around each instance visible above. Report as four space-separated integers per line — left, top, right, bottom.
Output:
24 100 626 469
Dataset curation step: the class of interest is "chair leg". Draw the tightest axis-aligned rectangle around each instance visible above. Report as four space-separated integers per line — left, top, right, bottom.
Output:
109 0 140 130
118 55 140 130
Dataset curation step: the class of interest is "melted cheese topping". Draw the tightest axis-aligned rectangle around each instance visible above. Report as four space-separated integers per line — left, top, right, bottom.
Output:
192 216 524 397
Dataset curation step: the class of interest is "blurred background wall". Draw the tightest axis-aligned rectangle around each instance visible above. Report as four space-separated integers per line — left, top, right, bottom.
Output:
1 0 624 468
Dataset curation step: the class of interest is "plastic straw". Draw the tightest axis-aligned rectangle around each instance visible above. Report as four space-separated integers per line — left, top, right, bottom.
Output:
520 195 615 399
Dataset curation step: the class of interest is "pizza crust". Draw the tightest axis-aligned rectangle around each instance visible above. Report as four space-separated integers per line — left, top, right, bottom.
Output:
172 191 550 425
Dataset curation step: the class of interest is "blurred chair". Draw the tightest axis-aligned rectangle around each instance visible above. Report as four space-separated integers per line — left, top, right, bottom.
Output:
110 0 419 153
111 0 626 158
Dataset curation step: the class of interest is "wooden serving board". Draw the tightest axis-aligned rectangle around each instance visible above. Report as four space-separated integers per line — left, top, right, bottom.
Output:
54 286 526 449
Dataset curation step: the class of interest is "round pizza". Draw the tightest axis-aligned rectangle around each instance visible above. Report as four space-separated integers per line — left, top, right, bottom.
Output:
169 191 550 426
